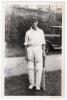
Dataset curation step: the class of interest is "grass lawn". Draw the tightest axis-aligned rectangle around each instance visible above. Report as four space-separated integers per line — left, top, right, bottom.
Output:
5 70 61 96
5 46 25 57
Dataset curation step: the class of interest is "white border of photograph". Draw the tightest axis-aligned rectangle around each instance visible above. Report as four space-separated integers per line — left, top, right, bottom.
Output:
0 0 66 100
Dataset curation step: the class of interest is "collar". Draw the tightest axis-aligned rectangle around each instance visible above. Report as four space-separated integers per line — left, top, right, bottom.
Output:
31 27 39 31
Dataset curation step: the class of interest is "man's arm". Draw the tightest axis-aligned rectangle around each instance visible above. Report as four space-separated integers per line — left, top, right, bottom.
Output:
42 30 46 59
24 32 28 61
42 44 46 68
25 45 28 61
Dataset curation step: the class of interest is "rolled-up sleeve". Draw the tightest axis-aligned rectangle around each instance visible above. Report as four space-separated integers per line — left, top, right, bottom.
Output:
42 31 45 45
24 32 29 45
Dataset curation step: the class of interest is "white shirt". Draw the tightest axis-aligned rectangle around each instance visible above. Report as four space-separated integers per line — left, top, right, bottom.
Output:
24 27 45 46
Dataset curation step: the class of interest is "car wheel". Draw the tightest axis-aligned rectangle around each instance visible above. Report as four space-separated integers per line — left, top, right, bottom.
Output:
45 43 50 54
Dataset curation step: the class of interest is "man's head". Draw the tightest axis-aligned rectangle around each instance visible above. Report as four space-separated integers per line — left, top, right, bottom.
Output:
31 18 38 30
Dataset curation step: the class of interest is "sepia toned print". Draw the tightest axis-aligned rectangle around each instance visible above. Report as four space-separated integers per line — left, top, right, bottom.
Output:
4 1 64 96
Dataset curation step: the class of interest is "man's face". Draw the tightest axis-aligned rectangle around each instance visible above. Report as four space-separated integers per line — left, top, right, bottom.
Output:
32 21 38 30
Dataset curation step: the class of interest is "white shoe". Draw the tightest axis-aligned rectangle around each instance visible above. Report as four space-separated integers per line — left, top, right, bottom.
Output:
36 86 40 90
29 85 34 89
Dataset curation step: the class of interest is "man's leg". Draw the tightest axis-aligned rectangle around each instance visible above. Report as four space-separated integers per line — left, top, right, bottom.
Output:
35 61 43 90
27 60 34 89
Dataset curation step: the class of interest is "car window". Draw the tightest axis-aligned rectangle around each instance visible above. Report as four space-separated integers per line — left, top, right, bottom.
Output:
50 27 62 35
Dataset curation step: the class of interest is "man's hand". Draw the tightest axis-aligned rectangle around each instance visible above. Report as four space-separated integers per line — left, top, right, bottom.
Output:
42 52 46 68
42 52 46 59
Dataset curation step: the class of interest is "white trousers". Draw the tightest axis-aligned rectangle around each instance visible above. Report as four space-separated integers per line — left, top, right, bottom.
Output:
27 46 43 87
27 60 43 87
27 46 43 62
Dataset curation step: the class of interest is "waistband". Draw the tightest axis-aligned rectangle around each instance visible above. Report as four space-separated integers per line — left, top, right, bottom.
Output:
27 44 42 48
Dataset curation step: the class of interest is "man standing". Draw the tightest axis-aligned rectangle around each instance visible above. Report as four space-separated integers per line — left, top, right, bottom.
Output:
24 18 46 90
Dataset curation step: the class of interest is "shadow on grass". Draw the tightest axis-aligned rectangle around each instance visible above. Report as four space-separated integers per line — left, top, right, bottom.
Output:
5 70 61 96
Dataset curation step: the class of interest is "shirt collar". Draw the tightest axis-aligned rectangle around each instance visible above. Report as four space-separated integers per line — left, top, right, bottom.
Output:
31 27 39 31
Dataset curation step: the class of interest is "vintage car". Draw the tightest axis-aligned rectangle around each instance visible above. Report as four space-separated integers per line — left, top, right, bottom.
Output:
45 26 62 53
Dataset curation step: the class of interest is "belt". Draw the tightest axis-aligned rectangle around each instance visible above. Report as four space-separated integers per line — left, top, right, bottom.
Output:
27 44 42 48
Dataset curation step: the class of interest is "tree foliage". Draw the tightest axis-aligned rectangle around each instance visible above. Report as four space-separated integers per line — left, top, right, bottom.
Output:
5 7 62 46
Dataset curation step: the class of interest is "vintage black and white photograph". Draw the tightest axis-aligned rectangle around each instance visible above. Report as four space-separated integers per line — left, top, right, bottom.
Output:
4 1 64 96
